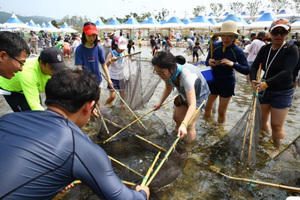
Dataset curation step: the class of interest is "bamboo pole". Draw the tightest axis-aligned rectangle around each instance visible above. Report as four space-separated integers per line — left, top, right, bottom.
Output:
240 97 255 162
141 151 161 186
108 156 144 178
103 97 175 144
101 74 147 130
100 117 166 152
145 137 180 187
209 166 300 192
146 100 206 187
263 134 300 163
96 105 109 134
247 63 262 168
210 37 214 59
118 51 142 59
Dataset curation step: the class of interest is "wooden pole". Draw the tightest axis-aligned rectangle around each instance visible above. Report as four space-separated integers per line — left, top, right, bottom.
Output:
145 100 206 187
108 156 144 178
247 63 262 168
209 166 300 192
96 105 109 134
101 74 147 130
141 151 161 186
100 118 166 151
103 97 175 144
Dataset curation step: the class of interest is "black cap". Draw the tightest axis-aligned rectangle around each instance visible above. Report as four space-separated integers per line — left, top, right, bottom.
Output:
150 34 154 38
39 47 68 70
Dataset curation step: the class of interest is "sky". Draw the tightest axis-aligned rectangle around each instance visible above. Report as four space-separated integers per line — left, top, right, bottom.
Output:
0 0 271 21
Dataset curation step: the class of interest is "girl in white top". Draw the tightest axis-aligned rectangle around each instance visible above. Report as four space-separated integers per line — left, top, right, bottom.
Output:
105 36 128 105
246 32 266 65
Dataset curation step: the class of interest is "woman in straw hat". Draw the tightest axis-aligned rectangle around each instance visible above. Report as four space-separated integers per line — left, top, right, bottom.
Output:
250 19 299 148
204 20 249 123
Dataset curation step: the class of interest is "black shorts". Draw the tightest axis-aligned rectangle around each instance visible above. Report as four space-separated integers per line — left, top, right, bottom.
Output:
208 81 235 98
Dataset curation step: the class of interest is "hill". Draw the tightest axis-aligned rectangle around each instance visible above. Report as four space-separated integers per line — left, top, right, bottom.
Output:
0 11 61 25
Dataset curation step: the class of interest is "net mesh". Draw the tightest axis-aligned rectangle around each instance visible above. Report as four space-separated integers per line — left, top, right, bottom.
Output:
218 95 262 167
121 52 161 110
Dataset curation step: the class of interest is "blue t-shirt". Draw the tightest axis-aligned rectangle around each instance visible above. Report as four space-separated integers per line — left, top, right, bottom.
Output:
0 110 147 200
75 44 105 83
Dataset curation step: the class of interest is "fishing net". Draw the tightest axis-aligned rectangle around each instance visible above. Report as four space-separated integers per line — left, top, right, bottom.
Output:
95 105 187 189
121 52 161 110
207 94 262 168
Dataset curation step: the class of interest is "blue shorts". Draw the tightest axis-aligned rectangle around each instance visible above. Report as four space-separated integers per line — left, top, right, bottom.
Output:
107 78 126 91
176 38 180 42
208 81 235 98
260 88 294 109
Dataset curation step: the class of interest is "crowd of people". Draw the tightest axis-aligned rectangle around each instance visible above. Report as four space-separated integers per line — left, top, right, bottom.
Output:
0 17 299 199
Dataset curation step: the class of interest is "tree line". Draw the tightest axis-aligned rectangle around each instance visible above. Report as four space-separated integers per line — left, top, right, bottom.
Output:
59 0 299 28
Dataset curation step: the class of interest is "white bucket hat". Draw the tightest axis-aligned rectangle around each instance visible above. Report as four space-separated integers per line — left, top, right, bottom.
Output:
214 20 240 36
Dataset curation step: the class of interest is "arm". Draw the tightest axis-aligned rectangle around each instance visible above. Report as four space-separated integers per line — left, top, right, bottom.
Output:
177 87 197 139
264 45 299 88
223 47 249 75
75 45 83 70
153 81 172 111
19 70 45 111
73 140 149 200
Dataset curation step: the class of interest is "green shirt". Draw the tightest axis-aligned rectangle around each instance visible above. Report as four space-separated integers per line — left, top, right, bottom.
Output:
0 58 51 111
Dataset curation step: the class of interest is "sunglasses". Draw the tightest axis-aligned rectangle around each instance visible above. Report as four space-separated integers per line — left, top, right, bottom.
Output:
6 52 25 67
271 29 288 36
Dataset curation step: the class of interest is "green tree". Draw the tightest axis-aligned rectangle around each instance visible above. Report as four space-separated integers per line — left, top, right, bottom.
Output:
246 0 262 21
228 2 245 15
268 0 291 13
210 3 225 17
51 20 58 28
192 5 206 18
100 17 107 24
156 8 169 22
290 0 300 13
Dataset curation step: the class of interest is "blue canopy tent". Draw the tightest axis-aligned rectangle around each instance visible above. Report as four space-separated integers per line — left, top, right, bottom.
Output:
95 18 105 29
60 22 77 33
122 16 140 38
185 15 212 30
27 19 40 31
101 16 122 31
248 12 277 30
183 18 190 25
2 13 29 29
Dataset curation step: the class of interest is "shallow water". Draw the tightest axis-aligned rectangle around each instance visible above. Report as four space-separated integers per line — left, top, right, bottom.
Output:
1 43 299 199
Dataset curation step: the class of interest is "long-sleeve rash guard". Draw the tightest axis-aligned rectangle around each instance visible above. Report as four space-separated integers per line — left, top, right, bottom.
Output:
250 43 299 91
0 58 50 110
0 110 147 200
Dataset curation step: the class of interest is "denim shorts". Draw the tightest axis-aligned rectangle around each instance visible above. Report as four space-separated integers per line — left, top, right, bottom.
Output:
260 88 294 109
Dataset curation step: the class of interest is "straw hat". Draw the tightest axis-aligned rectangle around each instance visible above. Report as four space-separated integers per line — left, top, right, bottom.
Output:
214 20 240 36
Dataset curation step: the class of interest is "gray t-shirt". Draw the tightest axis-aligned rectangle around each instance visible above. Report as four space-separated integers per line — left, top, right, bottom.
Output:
174 63 210 107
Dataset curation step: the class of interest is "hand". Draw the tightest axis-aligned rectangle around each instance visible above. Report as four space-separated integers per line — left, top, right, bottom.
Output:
135 185 150 200
153 103 162 111
108 80 114 89
177 123 188 139
220 58 234 67
91 107 99 118
110 57 118 63
59 183 74 194
208 59 216 67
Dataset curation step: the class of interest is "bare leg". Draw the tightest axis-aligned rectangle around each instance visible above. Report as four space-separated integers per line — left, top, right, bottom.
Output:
260 104 271 132
270 107 289 148
217 96 232 123
173 105 201 143
105 91 116 105
204 94 218 120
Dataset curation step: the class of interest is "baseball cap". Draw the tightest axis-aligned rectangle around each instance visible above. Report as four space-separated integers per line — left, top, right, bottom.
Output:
115 36 127 50
269 19 291 32
83 24 98 36
39 47 68 70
